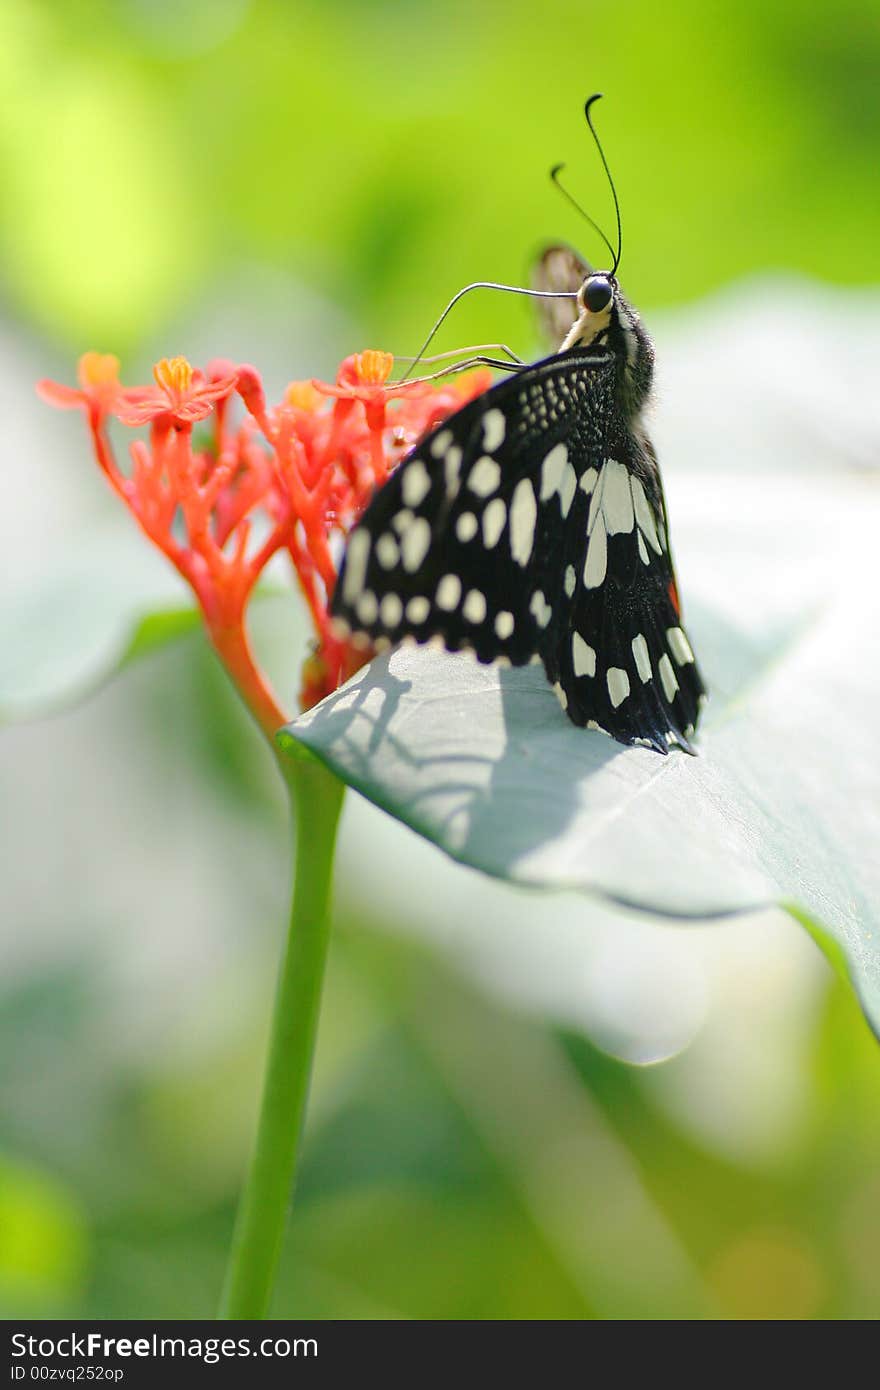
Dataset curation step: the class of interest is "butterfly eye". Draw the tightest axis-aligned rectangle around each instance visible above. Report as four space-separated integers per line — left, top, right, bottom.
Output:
583 277 613 313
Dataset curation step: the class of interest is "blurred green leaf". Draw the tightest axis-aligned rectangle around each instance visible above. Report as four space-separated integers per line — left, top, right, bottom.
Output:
0 527 301 724
0 530 198 722
338 932 714 1319
0 1155 88 1317
2 0 879 350
121 608 203 668
281 456 880 1036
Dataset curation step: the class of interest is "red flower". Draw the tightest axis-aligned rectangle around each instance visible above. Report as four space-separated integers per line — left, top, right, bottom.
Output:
313 350 411 404
39 347 492 733
115 355 239 428
37 352 129 421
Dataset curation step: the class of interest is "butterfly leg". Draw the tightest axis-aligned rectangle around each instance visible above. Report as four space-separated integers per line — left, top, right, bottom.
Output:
400 280 579 380
395 344 526 368
394 356 526 386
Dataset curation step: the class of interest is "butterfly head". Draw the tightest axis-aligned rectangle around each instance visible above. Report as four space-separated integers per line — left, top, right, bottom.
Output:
558 271 654 414
570 272 616 343
579 272 614 317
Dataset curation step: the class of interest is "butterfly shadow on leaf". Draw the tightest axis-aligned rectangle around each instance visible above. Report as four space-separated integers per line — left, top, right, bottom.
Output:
451 660 624 875
287 647 626 879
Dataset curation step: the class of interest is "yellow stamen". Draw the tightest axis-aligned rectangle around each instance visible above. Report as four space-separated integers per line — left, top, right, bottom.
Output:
354 349 393 386
78 352 120 388
154 356 193 396
285 380 322 411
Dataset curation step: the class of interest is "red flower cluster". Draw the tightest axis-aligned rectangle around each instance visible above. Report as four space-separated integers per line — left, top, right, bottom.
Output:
39 350 491 735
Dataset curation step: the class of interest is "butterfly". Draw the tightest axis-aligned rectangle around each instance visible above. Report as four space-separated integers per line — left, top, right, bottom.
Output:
330 99 705 755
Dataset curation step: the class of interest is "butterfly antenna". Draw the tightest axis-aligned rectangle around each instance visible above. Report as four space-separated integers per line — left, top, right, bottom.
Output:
400 281 578 382
549 164 617 268
583 93 622 274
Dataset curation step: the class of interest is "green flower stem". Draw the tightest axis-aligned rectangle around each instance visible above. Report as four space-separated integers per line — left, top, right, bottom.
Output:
219 750 344 1319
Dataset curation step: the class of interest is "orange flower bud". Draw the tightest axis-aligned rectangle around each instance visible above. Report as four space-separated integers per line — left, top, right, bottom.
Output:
78 351 121 388
285 381 323 411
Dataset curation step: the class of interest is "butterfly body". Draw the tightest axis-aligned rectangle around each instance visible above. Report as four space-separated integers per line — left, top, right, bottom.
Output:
331 264 705 755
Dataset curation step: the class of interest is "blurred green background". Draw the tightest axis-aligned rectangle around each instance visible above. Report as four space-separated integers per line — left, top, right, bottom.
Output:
2 0 880 1321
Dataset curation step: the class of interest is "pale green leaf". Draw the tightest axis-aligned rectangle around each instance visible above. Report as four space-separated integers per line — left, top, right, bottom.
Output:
0 531 199 723
281 409 880 1033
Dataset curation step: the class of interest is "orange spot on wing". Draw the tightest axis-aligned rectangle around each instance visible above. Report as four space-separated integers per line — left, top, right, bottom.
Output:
668 577 681 616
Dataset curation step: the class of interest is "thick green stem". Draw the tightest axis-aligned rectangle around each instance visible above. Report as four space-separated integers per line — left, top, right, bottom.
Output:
219 752 344 1319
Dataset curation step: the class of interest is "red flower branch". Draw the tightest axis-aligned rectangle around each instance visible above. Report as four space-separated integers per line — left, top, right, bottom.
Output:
39 349 491 738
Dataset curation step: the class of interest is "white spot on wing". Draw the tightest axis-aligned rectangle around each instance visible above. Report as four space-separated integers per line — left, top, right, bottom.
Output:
658 652 679 702
632 633 652 683
444 446 462 496
391 509 414 535
401 516 431 572
607 666 630 707
540 443 567 501
564 564 576 597
342 528 370 602
529 589 552 628
579 467 598 495
637 531 650 565
402 459 431 507
482 497 507 548
436 574 461 611
482 408 506 452
554 681 568 711
667 627 695 665
430 430 452 458
468 455 501 497
572 632 596 677
406 595 430 623
379 592 403 628
509 478 537 566
495 610 514 639
602 459 635 534
375 532 399 569
463 589 487 624
455 511 478 542
356 590 378 623
559 462 577 518
583 515 607 588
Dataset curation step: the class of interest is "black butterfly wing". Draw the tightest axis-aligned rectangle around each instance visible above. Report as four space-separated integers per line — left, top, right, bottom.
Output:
331 349 704 754
332 350 616 668
551 431 705 754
